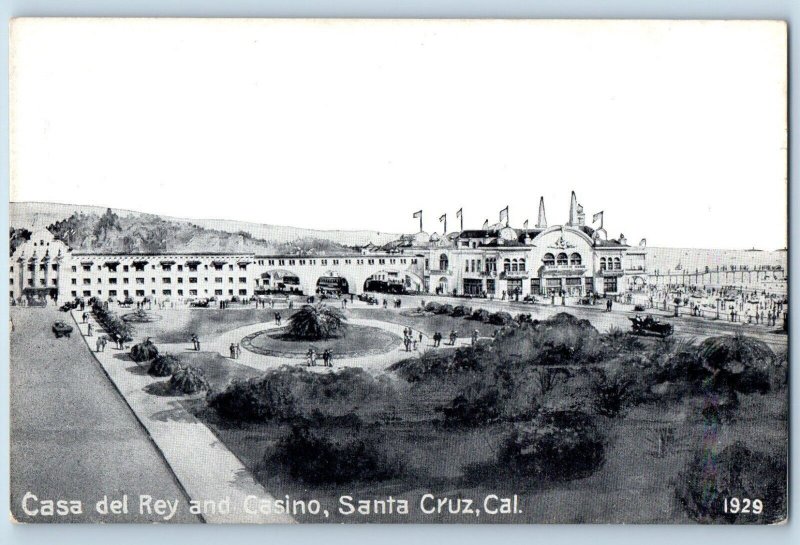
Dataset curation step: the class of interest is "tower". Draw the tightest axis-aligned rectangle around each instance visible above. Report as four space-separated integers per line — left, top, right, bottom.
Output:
568 191 585 226
536 197 547 229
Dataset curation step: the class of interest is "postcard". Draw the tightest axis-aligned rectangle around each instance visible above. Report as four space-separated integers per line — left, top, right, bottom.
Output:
8 18 787 523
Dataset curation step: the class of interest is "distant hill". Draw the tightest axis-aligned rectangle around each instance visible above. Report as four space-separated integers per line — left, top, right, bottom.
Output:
9 202 401 254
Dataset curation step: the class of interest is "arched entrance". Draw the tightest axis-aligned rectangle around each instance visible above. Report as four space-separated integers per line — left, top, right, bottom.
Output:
436 276 449 295
363 270 423 294
316 271 350 295
259 270 302 294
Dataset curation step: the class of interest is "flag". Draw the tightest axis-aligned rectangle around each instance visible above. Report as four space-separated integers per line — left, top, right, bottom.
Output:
499 206 509 225
456 208 462 219
439 214 446 222
482 219 489 230
413 210 422 219
523 219 529 230
592 211 603 224
456 208 463 231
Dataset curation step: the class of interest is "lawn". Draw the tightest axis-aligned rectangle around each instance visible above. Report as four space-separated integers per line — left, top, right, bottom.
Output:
128 308 297 344
242 325 401 358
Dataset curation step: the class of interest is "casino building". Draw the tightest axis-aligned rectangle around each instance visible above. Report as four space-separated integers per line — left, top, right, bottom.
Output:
401 191 647 298
10 192 645 304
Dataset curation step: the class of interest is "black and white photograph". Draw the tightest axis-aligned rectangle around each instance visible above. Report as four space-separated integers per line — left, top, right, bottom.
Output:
8 18 788 524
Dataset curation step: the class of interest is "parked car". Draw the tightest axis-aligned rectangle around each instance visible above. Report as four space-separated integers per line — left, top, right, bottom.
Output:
629 315 673 338
59 299 81 312
190 298 210 308
522 295 537 304
52 321 74 338
358 293 379 305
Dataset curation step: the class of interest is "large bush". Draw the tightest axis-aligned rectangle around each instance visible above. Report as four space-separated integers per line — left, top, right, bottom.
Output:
469 308 491 322
498 410 605 481
450 304 472 317
208 366 396 423
389 344 489 382
271 426 404 484
488 311 514 326
130 338 159 362
169 365 210 395
148 353 182 377
435 303 454 315
286 304 347 340
697 334 773 394
424 302 443 313
91 300 134 342
676 442 786 524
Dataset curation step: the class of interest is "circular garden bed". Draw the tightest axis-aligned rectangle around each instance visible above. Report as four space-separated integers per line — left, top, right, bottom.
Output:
241 324 402 358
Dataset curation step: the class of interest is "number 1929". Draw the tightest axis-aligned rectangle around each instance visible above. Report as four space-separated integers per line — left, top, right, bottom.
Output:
723 497 763 515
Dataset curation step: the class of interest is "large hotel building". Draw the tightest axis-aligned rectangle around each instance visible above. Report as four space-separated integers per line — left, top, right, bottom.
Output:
10 192 648 303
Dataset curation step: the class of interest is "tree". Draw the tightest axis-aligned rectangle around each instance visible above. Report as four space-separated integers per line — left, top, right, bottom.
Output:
286 304 348 340
169 366 210 394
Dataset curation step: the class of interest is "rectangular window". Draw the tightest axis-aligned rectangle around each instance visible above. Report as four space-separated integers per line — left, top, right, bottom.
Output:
189 289 198 296
228 289 234 295
136 290 145 296
163 289 172 295
71 291 77 297
109 290 117 297
604 277 618 293
82 265 91 272
136 278 145 284
215 277 223 283
239 289 247 296
177 265 183 271
215 289 223 295
123 278 129 284
189 277 198 283
162 277 171 283
178 277 184 283
268 260 275 266
83 278 91 285
177 289 184 296
83 290 92 297
71 265 77 272
109 278 118 284
71 278 77 285
239 277 247 283
531 278 541 293
123 265 129 272
228 277 234 283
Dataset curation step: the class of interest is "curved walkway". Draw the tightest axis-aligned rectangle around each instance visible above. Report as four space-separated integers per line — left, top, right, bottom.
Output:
159 318 435 374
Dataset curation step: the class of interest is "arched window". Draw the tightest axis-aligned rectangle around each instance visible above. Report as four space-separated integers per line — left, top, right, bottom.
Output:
439 254 449 271
614 257 622 270
557 253 569 266
543 253 555 266
504 258 511 272
511 259 518 272
600 257 607 271
570 252 582 266
519 258 526 271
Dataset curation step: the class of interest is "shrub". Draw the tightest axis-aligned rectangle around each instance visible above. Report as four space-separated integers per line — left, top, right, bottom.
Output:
130 338 159 362
148 353 181 377
424 302 443 313
676 442 786 524
488 311 514 325
470 308 491 322
208 365 396 423
498 410 605 481
590 366 641 417
389 345 488 382
286 303 347 340
450 304 472 317
697 334 773 394
271 426 404 484
169 365 210 395
435 303 454 315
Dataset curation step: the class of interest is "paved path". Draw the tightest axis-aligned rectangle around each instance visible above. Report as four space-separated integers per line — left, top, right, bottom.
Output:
158 318 437 375
71 310 295 524
10 307 199 523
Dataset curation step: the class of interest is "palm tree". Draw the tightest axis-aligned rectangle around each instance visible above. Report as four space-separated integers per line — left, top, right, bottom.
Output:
286 304 348 340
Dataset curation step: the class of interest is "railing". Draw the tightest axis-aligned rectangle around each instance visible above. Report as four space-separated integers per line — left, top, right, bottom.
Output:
499 270 530 279
428 269 452 275
542 264 586 272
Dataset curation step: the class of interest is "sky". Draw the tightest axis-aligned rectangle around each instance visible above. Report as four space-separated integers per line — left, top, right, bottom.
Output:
9 18 787 250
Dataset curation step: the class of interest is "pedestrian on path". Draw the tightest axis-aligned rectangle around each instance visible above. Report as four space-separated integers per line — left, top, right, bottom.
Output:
230 343 237 359
87 323 93 337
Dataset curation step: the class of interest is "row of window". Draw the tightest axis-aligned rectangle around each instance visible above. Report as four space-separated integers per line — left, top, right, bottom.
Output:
69 276 249 285
69 289 249 298
599 257 622 270
542 252 583 267
70 263 248 273
11 278 58 287
254 257 417 267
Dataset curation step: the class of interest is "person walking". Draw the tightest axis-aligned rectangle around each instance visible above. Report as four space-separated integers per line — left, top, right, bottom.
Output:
307 348 316 367
96 336 103 352
87 323 93 337
230 343 237 359
471 329 479 346
449 330 457 346
236 343 241 359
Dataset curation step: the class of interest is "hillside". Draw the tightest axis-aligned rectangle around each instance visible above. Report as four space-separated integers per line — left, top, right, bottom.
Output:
9 202 401 250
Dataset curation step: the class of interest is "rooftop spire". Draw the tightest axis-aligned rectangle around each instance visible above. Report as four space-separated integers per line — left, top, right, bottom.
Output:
536 196 547 228
568 191 578 226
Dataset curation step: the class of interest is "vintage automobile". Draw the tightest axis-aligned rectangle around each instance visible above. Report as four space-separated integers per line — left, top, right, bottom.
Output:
59 299 81 312
189 298 210 308
52 320 74 338
522 294 537 304
629 315 674 338
358 293 379 305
